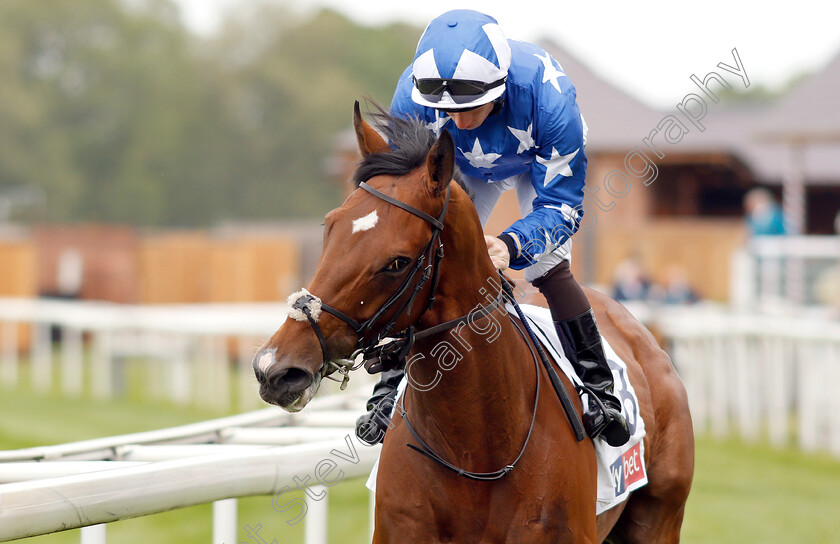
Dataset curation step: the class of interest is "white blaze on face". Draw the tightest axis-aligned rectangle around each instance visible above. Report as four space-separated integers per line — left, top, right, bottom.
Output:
352 210 378 234
257 350 275 372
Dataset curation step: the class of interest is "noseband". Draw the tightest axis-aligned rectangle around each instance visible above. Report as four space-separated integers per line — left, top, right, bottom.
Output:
290 181 451 386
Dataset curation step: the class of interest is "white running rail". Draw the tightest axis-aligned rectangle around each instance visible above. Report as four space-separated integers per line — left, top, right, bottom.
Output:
0 394 380 543
0 298 293 409
647 303 840 457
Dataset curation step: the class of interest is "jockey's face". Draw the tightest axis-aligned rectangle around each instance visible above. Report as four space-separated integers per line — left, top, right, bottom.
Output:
443 102 495 130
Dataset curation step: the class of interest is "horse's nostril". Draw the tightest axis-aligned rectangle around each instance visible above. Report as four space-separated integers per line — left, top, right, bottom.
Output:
270 367 313 394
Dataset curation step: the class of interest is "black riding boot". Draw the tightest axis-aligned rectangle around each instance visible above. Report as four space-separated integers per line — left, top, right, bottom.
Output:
355 368 403 445
557 309 630 447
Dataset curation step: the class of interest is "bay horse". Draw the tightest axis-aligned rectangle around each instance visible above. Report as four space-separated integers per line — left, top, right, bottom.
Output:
253 103 694 543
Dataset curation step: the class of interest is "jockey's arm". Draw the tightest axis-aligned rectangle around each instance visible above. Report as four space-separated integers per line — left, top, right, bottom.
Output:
499 88 588 270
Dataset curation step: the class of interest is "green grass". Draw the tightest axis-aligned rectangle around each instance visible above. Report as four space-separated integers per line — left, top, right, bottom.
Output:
3 386 840 543
683 436 840 544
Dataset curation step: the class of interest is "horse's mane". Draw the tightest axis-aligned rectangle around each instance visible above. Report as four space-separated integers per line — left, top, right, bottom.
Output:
351 105 470 197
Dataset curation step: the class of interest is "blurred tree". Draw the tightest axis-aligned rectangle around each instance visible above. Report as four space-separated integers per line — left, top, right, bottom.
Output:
205 5 420 221
0 2 85 221
0 1 419 226
717 72 809 104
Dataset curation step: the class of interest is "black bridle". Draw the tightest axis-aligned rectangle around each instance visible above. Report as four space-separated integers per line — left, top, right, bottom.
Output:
290 181 452 386
290 179 584 480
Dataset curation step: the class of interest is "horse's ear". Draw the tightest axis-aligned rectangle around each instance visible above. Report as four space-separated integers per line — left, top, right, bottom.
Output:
426 129 455 195
353 101 389 156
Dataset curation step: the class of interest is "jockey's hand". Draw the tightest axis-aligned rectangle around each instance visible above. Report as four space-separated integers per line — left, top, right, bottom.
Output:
485 235 510 270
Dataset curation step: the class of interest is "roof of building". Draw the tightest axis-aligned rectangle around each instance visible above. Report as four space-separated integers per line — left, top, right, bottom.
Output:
757 51 840 143
543 41 663 153
544 41 840 185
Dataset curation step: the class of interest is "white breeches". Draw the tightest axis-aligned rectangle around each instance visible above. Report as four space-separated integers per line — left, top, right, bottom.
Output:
461 172 572 283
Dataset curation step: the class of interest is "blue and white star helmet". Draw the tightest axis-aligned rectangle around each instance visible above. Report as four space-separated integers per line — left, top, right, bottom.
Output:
411 10 511 111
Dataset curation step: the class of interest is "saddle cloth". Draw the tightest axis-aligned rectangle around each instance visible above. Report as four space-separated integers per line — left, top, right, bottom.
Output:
365 304 648 515
519 303 648 514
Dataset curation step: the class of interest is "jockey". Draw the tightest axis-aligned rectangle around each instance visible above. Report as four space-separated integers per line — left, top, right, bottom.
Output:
355 9 630 447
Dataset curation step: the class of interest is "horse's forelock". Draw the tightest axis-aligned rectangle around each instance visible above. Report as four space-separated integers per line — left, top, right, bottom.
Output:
351 110 434 187
351 106 471 198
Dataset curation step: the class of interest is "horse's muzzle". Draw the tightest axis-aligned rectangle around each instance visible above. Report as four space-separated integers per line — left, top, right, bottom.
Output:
253 348 316 410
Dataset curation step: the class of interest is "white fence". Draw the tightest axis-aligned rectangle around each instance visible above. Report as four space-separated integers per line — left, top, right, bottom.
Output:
0 298 297 411
0 393 380 543
2 296 840 457
731 235 840 307
647 303 840 457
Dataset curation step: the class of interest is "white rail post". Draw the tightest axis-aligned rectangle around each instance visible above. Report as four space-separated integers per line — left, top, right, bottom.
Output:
80 524 106 544
91 330 113 399
213 498 237 544
31 322 53 393
170 335 192 405
765 336 789 447
304 485 328 544
759 256 783 304
202 335 229 412
830 342 840 457
729 248 754 309
61 326 84 396
1 320 18 387
708 336 729 438
733 334 758 442
671 337 705 434
238 336 260 412
814 341 834 453
796 342 819 452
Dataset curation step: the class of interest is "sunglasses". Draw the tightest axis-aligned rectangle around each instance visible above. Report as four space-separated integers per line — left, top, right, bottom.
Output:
437 104 483 114
413 76 506 104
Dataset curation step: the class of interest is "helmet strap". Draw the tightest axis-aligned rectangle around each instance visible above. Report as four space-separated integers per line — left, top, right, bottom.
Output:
489 97 505 117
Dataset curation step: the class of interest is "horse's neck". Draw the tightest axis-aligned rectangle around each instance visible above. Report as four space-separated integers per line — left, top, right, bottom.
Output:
405 206 537 466
405 310 536 466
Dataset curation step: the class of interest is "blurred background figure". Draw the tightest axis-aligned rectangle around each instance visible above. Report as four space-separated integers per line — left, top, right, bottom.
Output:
55 248 83 299
654 263 700 305
612 255 652 302
743 188 787 237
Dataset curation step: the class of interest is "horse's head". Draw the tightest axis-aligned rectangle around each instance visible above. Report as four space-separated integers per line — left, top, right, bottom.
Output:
254 102 475 411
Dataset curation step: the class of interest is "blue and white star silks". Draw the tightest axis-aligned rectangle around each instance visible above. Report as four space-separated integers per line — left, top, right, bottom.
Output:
534 52 566 94
390 10 587 270
537 147 579 186
426 115 451 135
508 123 535 154
460 138 501 169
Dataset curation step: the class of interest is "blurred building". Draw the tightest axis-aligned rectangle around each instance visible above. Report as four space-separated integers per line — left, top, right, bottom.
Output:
7 44 835 306
0 224 302 304
479 43 840 300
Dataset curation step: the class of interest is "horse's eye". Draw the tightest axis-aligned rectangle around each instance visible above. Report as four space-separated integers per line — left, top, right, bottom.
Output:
384 257 412 273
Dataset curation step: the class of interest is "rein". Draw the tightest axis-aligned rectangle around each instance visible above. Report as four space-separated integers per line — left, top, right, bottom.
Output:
395 275 586 480
396 294 543 481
